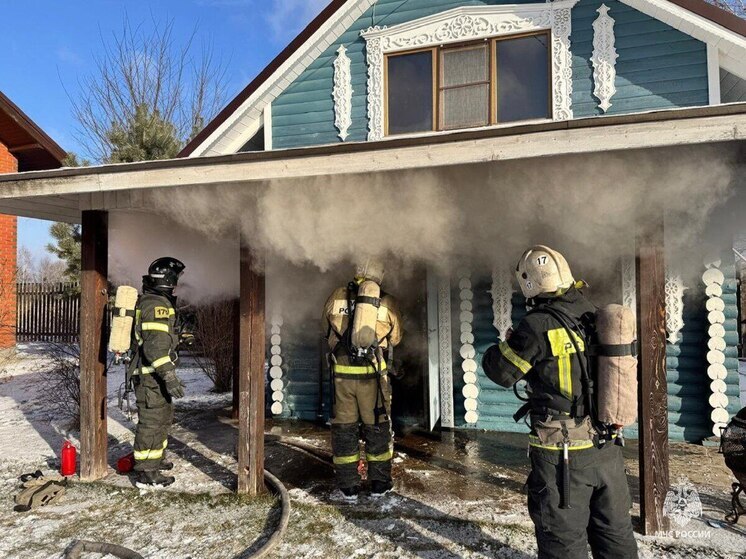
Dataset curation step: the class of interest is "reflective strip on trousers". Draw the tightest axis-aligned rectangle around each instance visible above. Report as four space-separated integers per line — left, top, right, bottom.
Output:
367 448 393 462
141 322 170 333
498 341 532 374
333 453 361 465
150 355 173 369
134 439 168 461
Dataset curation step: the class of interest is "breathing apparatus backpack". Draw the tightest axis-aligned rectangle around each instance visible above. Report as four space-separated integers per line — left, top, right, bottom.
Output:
518 303 638 434
350 279 382 363
108 285 139 363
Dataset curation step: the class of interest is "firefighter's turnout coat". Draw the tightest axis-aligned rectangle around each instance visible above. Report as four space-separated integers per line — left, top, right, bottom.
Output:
482 288 638 559
128 290 179 472
323 284 402 489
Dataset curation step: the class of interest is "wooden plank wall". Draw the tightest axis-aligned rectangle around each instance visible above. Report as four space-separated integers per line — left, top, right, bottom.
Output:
16 282 80 343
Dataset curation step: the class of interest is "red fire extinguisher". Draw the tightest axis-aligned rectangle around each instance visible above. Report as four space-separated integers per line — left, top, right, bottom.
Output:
60 440 77 477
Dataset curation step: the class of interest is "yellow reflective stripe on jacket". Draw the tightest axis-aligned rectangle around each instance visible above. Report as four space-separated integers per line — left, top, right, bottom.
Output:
334 361 387 374
333 453 360 465
498 341 532 374
367 448 393 462
134 439 168 461
137 366 155 375
547 328 585 400
141 321 170 333
151 355 173 369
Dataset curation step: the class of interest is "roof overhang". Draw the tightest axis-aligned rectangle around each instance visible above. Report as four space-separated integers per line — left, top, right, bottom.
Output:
1 103 745 223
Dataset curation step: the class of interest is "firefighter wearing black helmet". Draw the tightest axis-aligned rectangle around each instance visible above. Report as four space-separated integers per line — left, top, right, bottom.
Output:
128 257 188 488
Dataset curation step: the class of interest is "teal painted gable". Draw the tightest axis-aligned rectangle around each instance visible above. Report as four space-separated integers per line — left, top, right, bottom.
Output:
721 69 746 103
270 0 710 150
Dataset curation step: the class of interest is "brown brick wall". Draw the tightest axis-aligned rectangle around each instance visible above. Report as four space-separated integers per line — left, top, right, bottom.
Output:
0 142 17 348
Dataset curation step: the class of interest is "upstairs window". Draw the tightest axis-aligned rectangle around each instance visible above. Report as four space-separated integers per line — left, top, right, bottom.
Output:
385 32 550 136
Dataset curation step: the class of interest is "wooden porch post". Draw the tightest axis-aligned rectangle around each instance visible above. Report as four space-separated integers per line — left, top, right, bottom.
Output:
237 237 265 495
232 299 240 420
636 216 670 534
80 210 109 480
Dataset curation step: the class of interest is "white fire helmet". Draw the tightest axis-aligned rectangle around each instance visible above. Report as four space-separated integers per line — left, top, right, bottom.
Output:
355 257 385 284
515 245 575 299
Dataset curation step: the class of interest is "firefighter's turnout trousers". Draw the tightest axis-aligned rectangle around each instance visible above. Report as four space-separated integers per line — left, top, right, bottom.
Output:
129 291 179 472
527 441 637 559
332 372 393 489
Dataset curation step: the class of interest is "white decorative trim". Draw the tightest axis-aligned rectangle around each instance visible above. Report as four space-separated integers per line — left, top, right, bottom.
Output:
333 46 353 141
458 271 479 425
619 0 746 81
702 259 729 437
438 276 454 429
269 315 284 416
263 104 273 150
621 254 637 323
490 267 514 341
664 269 686 344
361 2 578 141
707 43 721 105
591 5 618 113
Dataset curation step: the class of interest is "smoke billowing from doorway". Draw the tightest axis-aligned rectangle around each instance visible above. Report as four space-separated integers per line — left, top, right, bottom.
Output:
109 145 740 320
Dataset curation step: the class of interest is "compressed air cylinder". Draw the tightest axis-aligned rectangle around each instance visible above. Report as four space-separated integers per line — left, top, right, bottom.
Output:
596 304 638 427
351 280 381 350
108 286 139 354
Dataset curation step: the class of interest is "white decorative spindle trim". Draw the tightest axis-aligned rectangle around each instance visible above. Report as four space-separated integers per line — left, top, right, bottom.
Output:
332 45 353 141
269 315 284 416
591 4 618 113
490 267 514 341
458 271 479 425
702 259 729 437
621 254 637 322
665 268 686 344
438 276 455 428
361 1 578 141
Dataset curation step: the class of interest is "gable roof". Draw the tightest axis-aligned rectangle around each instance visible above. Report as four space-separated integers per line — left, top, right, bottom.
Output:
180 0 746 158
0 91 66 172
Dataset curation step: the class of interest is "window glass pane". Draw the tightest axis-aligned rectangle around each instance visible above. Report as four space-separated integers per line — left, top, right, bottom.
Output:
497 34 550 122
441 84 490 130
387 52 433 135
441 45 488 87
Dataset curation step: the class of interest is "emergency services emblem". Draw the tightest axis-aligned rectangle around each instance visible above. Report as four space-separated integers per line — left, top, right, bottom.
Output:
663 477 703 528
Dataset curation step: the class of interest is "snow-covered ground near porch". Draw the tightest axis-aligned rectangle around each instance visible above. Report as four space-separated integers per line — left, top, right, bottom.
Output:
0 344 744 558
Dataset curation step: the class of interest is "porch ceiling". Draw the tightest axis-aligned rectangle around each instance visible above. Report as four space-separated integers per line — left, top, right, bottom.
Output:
1 103 745 223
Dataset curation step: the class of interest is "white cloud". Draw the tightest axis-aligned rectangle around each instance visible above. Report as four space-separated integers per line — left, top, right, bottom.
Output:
56 46 83 66
265 0 328 42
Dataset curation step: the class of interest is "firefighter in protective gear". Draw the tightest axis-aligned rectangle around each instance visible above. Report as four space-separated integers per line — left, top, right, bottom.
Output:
482 246 638 559
323 259 402 500
128 257 187 488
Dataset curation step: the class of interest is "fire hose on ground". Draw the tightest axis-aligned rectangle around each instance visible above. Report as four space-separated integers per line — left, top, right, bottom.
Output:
63 467 291 559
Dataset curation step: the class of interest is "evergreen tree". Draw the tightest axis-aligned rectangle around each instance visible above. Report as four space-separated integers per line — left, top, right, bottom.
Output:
106 104 182 163
46 223 81 282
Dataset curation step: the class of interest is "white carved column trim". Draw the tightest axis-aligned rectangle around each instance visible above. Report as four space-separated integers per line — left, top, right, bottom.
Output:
621 253 637 323
361 1 579 141
665 268 686 344
703 259 730 437
269 315 285 416
438 276 454 428
332 45 353 141
491 267 514 340
458 271 479 425
591 4 618 113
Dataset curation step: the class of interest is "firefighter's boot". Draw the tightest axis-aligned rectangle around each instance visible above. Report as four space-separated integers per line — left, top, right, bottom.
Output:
135 471 175 488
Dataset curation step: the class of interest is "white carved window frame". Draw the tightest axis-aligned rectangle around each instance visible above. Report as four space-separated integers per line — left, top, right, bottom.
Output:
360 1 578 141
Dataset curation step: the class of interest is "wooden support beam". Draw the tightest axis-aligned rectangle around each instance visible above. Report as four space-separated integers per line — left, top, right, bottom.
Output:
636 216 670 535
80 210 109 480
237 240 266 495
232 299 240 420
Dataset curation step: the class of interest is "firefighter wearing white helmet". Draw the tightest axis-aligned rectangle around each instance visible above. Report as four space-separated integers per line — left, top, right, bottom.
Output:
322 258 402 500
482 246 638 559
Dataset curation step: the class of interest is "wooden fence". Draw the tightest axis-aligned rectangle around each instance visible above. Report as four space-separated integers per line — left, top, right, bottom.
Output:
16 282 80 343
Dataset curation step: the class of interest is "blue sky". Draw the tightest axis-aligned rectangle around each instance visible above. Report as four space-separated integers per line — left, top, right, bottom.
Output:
2 0 326 259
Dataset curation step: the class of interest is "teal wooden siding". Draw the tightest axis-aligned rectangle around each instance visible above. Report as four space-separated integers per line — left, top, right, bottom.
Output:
271 0 709 150
721 69 746 104
720 258 742 420
279 324 326 421
571 0 708 117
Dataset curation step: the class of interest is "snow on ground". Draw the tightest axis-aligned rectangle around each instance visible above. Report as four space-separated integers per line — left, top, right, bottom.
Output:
0 344 744 558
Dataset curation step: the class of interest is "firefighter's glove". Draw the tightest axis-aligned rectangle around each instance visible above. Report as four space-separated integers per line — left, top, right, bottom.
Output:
389 368 404 381
161 370 185 399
